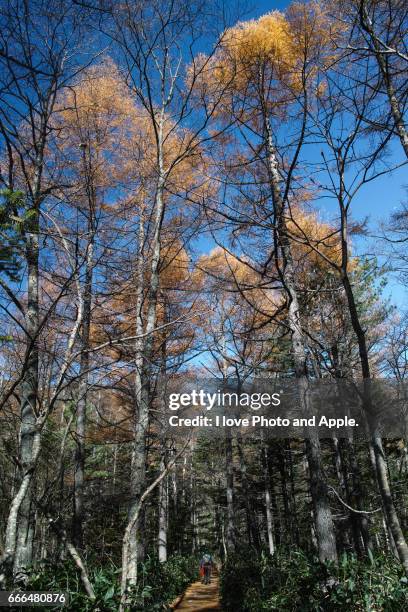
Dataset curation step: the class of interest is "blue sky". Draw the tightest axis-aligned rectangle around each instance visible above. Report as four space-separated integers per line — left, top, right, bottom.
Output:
194 0 408 310
253 0 290 16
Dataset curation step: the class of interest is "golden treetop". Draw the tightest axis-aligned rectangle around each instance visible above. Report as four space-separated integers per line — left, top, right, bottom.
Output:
193 2 339 120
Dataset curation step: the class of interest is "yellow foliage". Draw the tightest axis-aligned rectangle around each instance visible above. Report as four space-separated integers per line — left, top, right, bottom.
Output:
160 240 190 289
56 59 213 211
222 11 294 73
195 2 339 118
57 60 134 140
196 246 280 322
55 59 138 196
288 207 342 272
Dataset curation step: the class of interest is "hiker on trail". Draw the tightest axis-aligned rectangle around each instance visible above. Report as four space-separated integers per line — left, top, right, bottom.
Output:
199 553 213 585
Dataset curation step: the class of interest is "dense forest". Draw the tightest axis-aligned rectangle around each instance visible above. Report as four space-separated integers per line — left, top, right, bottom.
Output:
0 0 408 610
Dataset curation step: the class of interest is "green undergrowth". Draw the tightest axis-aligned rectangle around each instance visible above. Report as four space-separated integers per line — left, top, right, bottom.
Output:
221 549 408 611
27 553 197 611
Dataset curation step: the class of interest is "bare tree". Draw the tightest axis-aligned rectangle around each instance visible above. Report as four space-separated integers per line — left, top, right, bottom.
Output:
0 0 94 582
330 0 408 157
104 0 238 591
289 47 408 571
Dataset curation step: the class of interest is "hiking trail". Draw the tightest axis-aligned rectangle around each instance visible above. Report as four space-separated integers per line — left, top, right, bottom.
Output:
171 567 222 611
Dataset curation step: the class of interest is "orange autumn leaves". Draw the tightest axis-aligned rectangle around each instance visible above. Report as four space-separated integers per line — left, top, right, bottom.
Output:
196 207 342 310
52 60 214 362
193 2 339 121
54 61 135 198
56 60 213 210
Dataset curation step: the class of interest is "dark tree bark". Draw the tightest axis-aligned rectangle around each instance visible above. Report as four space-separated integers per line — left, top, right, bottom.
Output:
339 205 408 572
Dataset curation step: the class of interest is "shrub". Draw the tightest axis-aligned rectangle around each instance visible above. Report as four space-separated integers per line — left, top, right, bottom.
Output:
221 549 408 611
29 553 197 611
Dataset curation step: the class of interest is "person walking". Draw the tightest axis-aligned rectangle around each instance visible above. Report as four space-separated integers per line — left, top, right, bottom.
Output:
199 553 213 585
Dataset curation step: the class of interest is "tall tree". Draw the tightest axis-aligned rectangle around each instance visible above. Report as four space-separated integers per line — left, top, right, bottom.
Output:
105 0 237 591
293 43 408 570
198 4 339 562
55 60 137 548
0 0 88 582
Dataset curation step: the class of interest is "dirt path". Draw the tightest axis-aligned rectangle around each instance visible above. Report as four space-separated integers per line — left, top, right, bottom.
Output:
172 569 222 611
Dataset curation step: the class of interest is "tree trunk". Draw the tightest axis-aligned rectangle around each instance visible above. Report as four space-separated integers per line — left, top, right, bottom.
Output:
121 451 182 612
286 440 300 546
158 456 168 563
127 169 166 587
339 204 408 572
264 116 338 563
73 237 93 549
343 437 373 555
225 431 236 552
128 210 147 583
263 446 275 556
332 438 355 551
278 444 291 545
236 432 260 548
13 201 40 583
332 346 372 555
2 423 41 585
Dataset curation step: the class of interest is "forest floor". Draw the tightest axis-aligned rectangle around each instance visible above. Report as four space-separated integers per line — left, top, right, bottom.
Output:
172 568 222 611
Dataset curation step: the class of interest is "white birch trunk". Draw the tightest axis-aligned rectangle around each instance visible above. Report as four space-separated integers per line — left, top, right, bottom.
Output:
158 457 168 563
